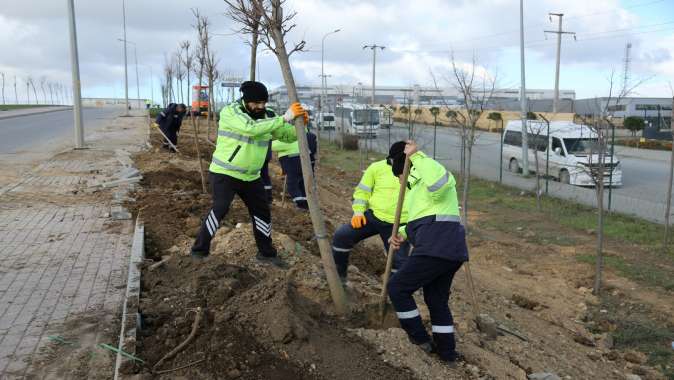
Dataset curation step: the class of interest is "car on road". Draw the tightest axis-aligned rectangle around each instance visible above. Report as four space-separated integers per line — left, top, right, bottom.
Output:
502 120 622 187
335 104 380 138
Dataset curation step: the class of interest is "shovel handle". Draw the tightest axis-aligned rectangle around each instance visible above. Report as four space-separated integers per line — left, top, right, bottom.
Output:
379 156 412 321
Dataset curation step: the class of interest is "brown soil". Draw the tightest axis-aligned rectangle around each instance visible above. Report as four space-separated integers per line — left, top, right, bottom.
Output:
124 127 671 379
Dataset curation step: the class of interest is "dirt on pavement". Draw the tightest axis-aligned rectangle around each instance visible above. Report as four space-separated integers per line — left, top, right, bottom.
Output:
123 126 672 379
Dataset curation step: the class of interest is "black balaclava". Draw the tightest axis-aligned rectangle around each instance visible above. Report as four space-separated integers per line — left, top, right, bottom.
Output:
240 81 268 119
387 141 407 176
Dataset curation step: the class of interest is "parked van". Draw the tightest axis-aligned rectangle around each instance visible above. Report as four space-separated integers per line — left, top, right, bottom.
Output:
335 104 380 138
317 112 336 130
502 120 622 186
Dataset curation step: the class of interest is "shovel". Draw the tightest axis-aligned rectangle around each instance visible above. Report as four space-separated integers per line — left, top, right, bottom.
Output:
378 156 411 324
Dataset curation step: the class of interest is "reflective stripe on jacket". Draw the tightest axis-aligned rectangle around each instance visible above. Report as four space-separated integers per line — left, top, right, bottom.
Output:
209 100 296 181
352 160 408 224
398 151 460 238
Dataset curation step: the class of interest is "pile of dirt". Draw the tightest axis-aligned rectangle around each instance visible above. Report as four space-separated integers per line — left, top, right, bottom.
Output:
127 128 671 379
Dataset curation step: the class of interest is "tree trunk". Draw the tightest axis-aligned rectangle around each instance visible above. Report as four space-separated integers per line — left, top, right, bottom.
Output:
249 24 259 81
664 97 674 250
269 21 348 315
593 128 606 295
462 143 473 234
535 150 541 211
191 65 207 194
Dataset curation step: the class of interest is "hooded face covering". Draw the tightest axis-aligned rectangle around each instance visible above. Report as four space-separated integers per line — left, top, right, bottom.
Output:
240 81 269 119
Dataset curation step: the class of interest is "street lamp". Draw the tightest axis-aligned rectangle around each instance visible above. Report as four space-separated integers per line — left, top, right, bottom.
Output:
66 0 84 148
321 28 341 118
117 38 140 110
121 0 129 115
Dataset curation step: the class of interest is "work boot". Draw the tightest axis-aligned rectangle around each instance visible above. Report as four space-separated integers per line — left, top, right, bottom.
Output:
191 250 209 260
417 341 435 354
255 252 285 268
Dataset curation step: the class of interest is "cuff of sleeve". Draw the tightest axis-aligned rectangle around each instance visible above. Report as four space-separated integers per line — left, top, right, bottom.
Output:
397 226 408 239
409 151 426 163
353 211 364 216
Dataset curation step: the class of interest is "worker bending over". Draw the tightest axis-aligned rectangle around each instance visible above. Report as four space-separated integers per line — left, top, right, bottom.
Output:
191 81 306 265
388 140 468 364
271 129 317 210
155 103 187 152
331 142 411 283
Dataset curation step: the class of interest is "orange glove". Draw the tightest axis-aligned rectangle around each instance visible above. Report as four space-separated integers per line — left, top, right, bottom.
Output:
351 214 367 229
283 102 308 124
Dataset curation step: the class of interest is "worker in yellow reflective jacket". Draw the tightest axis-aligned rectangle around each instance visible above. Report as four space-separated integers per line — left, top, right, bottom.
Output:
388 140 468 365
191 81 307 266
331 142 411 283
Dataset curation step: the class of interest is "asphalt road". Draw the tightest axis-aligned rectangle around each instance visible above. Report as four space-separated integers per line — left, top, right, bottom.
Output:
364 122 671 210
0 107 122 154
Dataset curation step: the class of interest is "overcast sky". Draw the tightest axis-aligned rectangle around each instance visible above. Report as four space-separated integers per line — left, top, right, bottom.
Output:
1 0 673 103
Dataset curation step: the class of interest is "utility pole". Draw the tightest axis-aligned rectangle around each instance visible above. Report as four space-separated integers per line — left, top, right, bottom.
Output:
519 0 529 176
121 0 129 115
150 66 154 105
545 13 575 114
363 44 385 106
321 29 340 121
67 0 84 148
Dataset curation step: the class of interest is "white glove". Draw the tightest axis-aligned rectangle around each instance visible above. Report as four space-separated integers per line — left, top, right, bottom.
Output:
283 107 294 123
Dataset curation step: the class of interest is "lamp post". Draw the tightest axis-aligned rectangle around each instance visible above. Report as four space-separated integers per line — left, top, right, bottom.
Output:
66 0 84 148
320 29 341 129
118 38 140 109
121 0 129 116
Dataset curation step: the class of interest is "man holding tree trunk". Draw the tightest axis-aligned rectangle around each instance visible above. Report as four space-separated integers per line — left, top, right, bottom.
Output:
387 140 468 366
191 81 307 265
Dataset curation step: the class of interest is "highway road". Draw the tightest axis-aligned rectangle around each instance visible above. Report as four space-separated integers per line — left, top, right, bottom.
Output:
358 122 671 221
0 107 122 154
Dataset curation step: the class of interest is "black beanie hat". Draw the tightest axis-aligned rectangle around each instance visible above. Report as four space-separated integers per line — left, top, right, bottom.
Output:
240 81 268 102
387 141 407 176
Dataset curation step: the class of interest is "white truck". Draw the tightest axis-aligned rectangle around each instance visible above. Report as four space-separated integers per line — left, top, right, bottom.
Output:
502 120 622 186
335 104 380 138
317 112 336 130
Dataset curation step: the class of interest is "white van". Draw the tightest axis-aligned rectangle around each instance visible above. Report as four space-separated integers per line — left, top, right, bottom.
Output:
335 104 380 138
502 120 622 186
317 112 336 130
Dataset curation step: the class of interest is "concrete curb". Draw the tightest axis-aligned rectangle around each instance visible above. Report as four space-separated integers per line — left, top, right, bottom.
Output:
0 107 72 121
114 218 144 379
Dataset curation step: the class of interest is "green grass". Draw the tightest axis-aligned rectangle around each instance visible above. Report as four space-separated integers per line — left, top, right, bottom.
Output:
576 254 674 291
469 177 673 254
319 139 385 174
0 104 50 111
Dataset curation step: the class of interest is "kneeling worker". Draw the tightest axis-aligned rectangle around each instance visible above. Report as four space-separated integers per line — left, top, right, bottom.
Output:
271 129 317 210
191 81 307 265
388 140 468 364
331 142 411 283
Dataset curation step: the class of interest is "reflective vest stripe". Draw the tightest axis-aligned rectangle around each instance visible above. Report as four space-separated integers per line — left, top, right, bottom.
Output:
211 157 257 174
357 183 372 192
436 214 461 222
428 172 449 192
218 130 269 147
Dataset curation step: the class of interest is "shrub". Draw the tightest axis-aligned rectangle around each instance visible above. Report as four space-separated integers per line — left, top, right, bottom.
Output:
342 134 359 150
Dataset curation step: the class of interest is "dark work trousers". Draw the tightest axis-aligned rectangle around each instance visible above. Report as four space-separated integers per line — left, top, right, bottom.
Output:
159 125 178 151
191 172 277 257
332 209 410 278
388 256 463 362
260 143 273 204
279 155 308 209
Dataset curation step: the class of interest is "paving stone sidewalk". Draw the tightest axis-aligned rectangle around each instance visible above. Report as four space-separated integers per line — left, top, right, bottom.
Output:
0 110 147 379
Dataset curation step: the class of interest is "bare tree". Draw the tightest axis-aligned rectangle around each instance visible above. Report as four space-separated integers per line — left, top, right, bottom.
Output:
224 0 347 314
39 76 48 105
13 75 18 104
448 54 497 232
175 51 185 104
48 82 55 105
525 117 547 211
190 9 210 194
25 77 32 104
662 84 673 251
29 77 39 105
